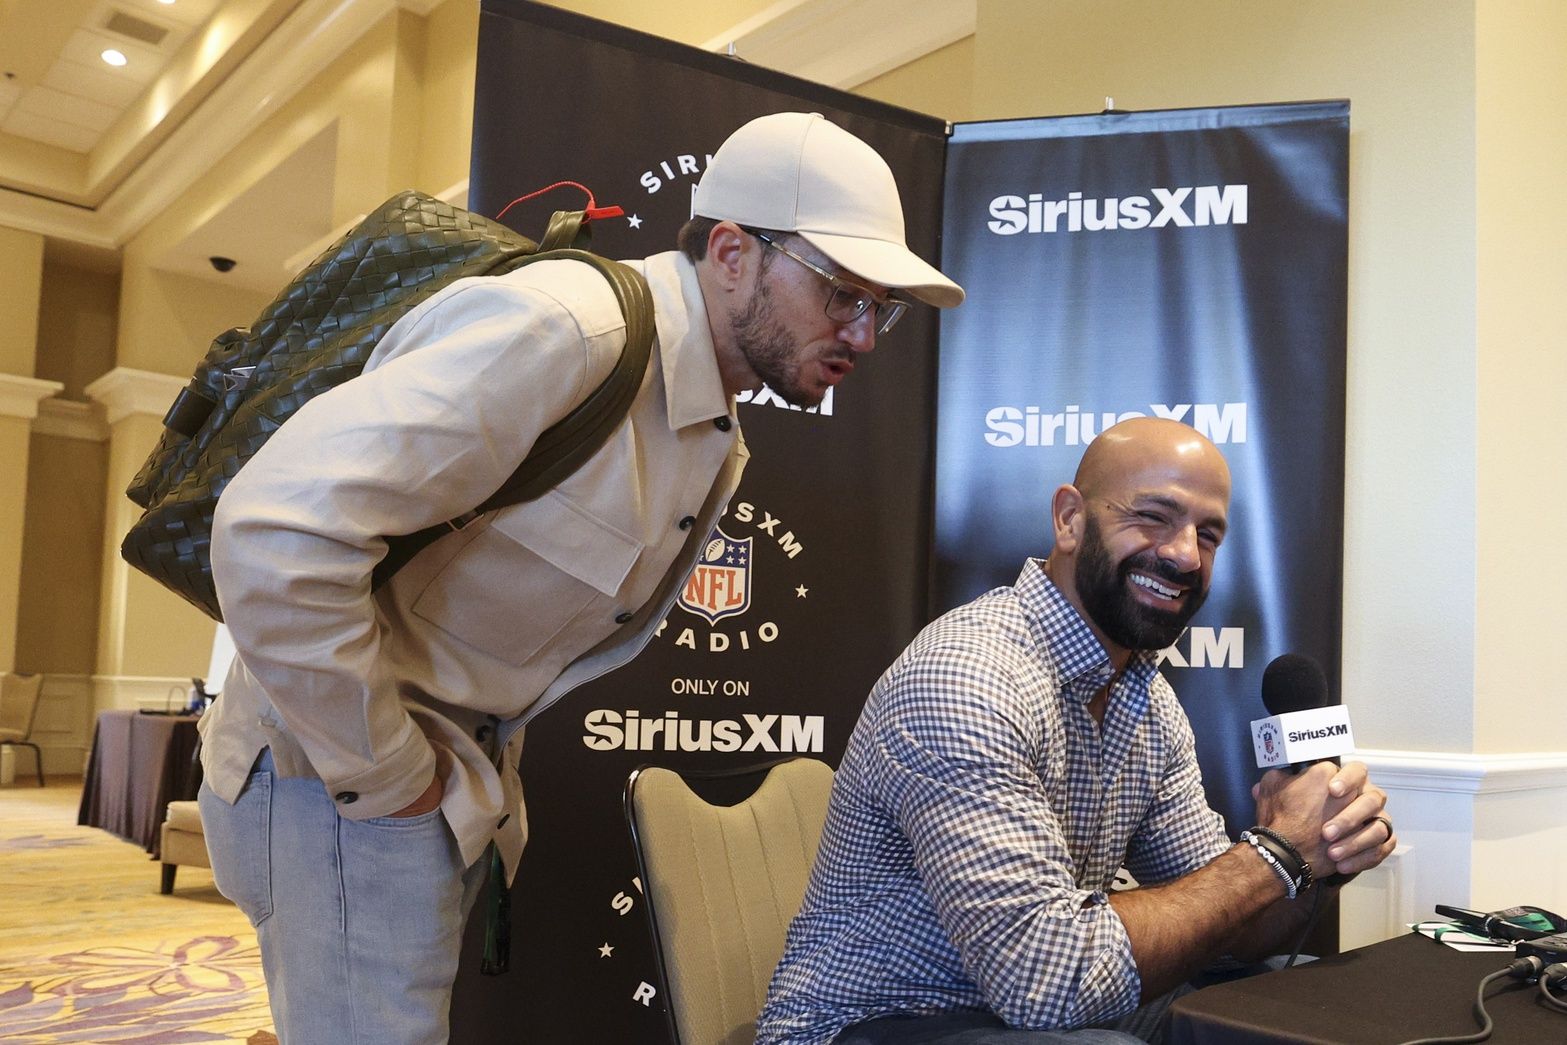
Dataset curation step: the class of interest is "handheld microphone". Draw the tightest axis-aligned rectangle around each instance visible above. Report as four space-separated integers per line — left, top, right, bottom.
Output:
1250 653 1355 769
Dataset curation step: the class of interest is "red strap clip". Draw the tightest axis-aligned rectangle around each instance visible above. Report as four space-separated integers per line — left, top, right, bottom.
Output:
495 181 622 223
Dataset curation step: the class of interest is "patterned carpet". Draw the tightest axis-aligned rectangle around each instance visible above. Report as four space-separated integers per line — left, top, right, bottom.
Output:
0 780 276 1044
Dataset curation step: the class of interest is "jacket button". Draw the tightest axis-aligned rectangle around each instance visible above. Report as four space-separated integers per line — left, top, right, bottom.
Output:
714 416 732 432
335 791 358 804
615 612 633 624
678 515 696 530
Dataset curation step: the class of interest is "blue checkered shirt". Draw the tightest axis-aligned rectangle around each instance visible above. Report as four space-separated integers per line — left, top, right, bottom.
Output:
757 560 1231 1044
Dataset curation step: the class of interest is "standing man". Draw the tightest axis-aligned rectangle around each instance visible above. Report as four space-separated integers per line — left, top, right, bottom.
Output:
759 418 1395 1044
196 111 963 1045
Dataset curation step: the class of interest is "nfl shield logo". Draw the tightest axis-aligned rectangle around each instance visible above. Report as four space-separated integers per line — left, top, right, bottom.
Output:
678 527 752 623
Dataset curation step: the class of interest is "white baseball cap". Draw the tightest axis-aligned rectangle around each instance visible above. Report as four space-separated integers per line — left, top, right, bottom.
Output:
691 112 964 308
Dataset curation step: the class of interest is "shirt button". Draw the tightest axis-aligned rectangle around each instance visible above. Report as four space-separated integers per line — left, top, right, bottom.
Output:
714 416 732 432
678 515 696 530
498 814 511 829
615 612 634 624
335 791 358 804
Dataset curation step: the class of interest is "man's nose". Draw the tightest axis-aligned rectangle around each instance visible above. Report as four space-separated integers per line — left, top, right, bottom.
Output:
837 309 877 354
1159 525 1201 573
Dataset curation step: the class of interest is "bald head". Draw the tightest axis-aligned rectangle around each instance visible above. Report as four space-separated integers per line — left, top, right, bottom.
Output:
1046 418 1233 664
1072 417 1231 503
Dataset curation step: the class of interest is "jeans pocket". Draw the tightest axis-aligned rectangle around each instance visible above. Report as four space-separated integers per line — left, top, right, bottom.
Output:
198 772 274 927
363 806 447 829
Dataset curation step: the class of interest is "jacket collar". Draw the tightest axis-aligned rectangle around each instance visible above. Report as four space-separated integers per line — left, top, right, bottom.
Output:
637 251 733 431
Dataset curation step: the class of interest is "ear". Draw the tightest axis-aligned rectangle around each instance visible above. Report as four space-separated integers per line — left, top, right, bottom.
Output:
705 221 752 292
1050 484 1087 555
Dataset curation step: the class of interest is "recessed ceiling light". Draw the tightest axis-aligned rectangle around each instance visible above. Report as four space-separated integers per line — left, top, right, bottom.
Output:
101 49 128 67
157 0 176 4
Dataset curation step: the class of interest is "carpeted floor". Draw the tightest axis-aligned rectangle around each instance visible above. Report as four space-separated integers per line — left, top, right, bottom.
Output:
0 779 276 1044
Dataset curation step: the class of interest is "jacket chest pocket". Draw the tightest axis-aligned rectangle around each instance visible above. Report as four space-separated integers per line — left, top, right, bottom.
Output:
411 490 643 667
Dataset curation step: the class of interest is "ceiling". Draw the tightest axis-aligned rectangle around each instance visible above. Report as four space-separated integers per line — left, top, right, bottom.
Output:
0 0 972 289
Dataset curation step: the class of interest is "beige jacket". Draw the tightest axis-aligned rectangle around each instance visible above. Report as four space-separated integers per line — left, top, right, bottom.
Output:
201 250 747 874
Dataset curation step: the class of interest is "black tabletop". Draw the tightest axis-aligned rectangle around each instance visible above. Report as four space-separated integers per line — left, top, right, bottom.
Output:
1167 931 1566 1044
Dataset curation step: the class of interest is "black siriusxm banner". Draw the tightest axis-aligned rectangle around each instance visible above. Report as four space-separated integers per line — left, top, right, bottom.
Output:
936 103 1349 837
454 3 946 1041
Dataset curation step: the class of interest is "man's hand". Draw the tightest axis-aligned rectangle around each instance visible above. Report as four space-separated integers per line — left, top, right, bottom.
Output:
388 770 444 818
1252 761 1394 876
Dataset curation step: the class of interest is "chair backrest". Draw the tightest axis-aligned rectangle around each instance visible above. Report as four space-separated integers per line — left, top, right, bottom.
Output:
0 672 44 738
625 757 834 1045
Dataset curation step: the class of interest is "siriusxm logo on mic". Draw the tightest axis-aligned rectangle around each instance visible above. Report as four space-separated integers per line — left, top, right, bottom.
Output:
1251 653 1355 768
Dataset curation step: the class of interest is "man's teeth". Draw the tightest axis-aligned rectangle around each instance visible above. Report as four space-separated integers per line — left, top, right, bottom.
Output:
1130 573 1180 599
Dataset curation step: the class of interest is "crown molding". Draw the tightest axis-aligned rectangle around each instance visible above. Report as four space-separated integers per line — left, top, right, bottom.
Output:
0 0 414 247
702 0 975 90
85 367 186 425
34 397 111 442
0 374 65 420
1354 748 1567 795
99 0 401 243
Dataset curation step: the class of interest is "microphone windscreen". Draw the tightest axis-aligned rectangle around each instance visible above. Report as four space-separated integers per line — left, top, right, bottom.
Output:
1261 653 1332 716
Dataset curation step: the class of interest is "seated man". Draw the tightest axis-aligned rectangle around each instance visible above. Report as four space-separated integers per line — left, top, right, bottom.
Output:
757 417 1395 1045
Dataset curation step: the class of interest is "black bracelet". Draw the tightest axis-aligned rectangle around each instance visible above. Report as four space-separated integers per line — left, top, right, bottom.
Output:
1245 826 1314 895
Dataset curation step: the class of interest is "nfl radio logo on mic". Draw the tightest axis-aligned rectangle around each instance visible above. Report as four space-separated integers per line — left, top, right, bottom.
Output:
1250 707 1355 768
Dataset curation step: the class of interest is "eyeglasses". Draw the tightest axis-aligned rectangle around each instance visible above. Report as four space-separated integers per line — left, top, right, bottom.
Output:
746 229 909 336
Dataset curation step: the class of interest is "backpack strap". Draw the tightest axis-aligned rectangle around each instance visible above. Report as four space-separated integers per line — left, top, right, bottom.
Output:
369 243 655 591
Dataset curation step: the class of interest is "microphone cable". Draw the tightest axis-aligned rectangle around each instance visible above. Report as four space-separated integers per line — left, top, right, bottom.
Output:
1541 962 1567 1014
1393 956 1554 1045
1282 881 1327 969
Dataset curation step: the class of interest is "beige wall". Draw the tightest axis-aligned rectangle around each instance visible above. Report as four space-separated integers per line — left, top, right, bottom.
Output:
1473 0 1567 752
35 261 119 401
0 225 44 378
417 0 481 194
541 0 779 45
857 36 976 123
18 432 107 674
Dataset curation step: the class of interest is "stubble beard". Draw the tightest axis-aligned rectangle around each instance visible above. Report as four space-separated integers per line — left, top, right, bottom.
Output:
730 280 824 409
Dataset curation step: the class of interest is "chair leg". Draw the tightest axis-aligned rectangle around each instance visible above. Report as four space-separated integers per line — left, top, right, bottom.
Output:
161 863 177 895
22 742 42 786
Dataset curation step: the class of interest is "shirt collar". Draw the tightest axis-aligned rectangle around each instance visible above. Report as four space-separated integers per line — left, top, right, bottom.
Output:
636 251 733 430
1014 558 1163 702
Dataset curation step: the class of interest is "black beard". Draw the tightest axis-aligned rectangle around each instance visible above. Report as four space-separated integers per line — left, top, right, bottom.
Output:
731 279 827 408
1074 516 1208 652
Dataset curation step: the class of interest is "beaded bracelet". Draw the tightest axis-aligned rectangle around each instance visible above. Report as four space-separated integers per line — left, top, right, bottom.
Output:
1250 825 1314 893
1240 831 1299 899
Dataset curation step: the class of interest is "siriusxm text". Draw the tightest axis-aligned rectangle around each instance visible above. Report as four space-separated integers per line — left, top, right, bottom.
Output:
988 185 1248 235
582 709 825 753
1288 724 1350 743
985 402 1248 447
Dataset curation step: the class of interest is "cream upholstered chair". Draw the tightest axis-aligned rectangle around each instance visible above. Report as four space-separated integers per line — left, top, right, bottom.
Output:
159 729 209 893
0 672 46 787
160 800 210 893
625 757 834 1045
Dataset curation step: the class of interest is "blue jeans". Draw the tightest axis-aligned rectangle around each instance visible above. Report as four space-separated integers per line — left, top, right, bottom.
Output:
199 750 487 1045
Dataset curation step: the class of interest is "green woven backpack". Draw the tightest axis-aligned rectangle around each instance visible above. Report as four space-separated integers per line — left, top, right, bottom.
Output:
121 189 654 621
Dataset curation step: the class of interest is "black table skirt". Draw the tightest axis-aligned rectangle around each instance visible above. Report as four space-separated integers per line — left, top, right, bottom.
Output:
77 710 201 859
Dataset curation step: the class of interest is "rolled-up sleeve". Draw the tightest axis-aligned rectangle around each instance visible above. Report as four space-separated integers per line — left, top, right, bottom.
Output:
870 647 1142 1029
210 271 615 818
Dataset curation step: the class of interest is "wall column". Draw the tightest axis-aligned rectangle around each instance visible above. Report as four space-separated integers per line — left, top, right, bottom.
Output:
84 367 216 711
0 376 65 675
